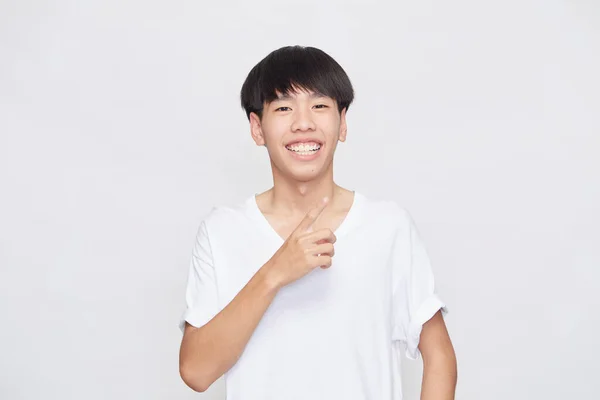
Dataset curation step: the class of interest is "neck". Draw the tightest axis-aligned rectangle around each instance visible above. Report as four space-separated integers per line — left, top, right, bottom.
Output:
267 160 340 215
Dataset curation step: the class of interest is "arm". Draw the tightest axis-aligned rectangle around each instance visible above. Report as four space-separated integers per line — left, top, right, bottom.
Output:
179 264 280 392
179 199 334 392
418 310 457 400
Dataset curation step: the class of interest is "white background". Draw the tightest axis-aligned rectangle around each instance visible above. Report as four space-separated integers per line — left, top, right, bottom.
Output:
1 0 599 399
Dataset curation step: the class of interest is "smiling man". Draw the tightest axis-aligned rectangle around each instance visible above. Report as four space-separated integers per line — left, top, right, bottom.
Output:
178 45 457 399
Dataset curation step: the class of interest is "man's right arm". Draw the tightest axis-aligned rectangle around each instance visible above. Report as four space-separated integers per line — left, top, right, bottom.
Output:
179 197 333 392
179 263 280 392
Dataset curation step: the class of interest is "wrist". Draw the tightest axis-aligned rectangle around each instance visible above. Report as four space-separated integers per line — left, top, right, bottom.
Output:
258 261 283 293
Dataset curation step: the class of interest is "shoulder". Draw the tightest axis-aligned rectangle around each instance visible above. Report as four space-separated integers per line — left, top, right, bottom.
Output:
357 192 412 227
197 196 254 237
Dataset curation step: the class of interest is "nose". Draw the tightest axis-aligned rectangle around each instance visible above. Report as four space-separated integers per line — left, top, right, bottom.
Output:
290 107 316 132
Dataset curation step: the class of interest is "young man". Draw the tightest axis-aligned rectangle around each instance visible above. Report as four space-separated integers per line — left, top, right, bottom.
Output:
178 45 457 399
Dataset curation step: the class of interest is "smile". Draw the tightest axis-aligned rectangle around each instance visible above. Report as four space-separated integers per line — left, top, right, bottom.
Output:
284 141 323 160
285 142 321 155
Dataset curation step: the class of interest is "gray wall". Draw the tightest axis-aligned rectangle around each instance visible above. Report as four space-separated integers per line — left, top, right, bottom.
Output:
1 0 598 398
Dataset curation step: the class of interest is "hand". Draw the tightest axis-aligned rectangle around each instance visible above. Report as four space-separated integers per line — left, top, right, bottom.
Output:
264 197 337 289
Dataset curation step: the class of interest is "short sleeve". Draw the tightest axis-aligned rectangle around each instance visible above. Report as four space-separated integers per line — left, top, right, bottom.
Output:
391 206 448 360
178 220 220 333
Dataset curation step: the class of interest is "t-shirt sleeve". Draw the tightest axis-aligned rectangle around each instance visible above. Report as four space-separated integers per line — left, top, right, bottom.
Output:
391 205 448 360
178 220 220 333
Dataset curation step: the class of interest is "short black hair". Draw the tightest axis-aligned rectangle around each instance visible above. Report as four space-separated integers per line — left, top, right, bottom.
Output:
240 45 354 120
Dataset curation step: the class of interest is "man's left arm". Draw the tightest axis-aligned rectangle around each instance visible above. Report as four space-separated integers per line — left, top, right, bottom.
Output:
418 310 457 400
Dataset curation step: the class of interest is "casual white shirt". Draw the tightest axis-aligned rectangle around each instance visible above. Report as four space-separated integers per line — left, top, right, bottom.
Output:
179 191 447 400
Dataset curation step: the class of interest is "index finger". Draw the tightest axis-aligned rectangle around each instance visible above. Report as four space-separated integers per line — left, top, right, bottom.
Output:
296 197 329 233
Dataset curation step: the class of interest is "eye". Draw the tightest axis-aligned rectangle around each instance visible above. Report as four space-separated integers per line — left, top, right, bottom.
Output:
275 106 291 112
313 104 328 109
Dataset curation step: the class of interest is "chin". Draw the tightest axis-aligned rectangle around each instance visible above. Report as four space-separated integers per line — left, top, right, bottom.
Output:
270 149 333 182
286 165 328 182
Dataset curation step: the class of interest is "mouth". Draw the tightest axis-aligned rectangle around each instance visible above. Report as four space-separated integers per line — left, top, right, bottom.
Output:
284 141 323 156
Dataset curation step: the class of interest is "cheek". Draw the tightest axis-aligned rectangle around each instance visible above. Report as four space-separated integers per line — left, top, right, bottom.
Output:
320 118 341 140
261 122 286 145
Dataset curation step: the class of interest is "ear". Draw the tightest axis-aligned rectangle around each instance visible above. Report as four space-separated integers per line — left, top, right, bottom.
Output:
338 108 348 143
249 112 266 146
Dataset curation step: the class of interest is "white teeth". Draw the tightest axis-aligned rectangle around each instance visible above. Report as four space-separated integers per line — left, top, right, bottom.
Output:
286 142 321 153
292 150 318 155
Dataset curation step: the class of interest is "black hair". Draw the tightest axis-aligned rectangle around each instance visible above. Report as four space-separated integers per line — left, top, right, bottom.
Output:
240 45 354 120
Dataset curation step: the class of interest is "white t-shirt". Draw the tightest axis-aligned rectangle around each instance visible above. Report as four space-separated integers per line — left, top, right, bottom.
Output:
179 191 447 400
